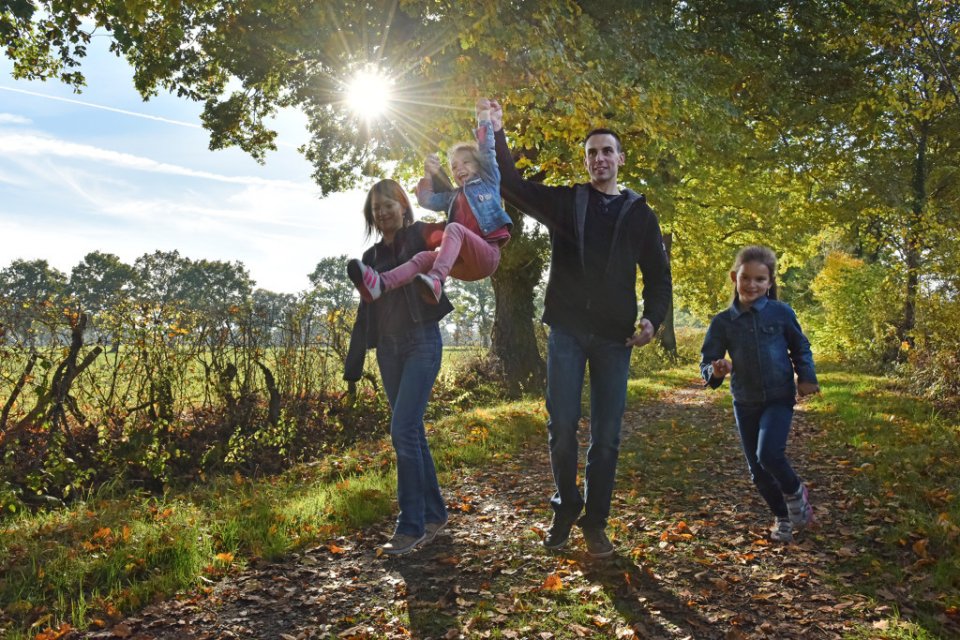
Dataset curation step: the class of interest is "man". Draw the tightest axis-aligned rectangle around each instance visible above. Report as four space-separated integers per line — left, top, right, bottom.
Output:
489 99 673 558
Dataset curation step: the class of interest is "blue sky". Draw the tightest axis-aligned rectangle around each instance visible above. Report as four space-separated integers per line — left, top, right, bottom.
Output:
0 38 377 294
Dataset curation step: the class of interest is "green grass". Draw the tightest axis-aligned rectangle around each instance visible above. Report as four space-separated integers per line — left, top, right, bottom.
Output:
804 371 960 625
614 364 960 639
0 400 545 639
3 359 958 638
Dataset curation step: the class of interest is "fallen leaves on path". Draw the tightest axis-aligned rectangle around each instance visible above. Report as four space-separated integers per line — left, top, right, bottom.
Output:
69 381 957 639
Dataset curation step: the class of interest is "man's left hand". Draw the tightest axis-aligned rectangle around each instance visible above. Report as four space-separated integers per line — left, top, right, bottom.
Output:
626 318 655 347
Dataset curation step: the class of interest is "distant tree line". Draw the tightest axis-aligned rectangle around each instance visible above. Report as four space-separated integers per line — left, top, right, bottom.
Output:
0 250 499 511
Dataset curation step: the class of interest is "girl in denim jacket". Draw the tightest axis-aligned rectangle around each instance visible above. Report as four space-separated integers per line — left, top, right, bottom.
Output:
699 245 819 543
348 98 512 305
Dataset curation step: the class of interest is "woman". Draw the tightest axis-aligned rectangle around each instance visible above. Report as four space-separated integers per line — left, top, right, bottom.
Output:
344 178 452 555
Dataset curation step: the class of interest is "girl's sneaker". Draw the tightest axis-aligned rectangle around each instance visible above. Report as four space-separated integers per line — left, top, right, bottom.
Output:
770 517 794 543
785 483 813 529
347 259 383 303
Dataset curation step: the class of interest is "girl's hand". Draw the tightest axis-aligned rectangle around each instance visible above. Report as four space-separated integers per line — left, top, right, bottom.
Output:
424 153 442 177
797 381 820 397
489 99 503 131
476 97 491 120
711 358 732 379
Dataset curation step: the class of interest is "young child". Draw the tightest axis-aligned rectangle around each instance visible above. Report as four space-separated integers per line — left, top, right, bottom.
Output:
699 245 819 543
347 98 512 305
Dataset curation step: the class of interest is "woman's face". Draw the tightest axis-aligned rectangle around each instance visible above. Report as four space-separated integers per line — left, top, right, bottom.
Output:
370 192 405 236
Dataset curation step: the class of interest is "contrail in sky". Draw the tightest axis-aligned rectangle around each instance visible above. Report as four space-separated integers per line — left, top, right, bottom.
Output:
0 85 203 128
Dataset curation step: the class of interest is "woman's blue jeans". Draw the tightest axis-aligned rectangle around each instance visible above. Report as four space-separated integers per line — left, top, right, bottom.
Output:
376 323 446 537
732 400 802 519
546 326 633 530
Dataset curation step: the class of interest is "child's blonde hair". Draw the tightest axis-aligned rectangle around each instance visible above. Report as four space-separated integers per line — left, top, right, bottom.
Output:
448 141 482 169
731 245 779 302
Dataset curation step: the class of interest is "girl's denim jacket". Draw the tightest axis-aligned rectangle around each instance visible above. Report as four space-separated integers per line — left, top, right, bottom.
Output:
699 296 818 404
415 119 513 236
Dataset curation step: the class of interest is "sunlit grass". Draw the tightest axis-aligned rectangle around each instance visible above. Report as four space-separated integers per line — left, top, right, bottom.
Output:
0 400 545 638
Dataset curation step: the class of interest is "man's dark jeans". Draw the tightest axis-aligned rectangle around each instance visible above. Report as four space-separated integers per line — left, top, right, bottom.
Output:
545 326 632 530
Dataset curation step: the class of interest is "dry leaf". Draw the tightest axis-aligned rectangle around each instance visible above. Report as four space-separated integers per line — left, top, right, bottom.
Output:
912 538 929 558
542 574 563 591
112 622 133 638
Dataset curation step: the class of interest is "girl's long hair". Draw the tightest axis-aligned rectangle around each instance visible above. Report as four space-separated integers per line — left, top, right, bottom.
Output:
731 245 779 303
362 179 415 240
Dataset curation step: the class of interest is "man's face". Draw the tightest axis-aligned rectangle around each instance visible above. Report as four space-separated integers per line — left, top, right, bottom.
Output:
584 134 625 185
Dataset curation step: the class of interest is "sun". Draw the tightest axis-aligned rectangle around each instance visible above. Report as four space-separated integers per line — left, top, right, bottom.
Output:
345 67 393 121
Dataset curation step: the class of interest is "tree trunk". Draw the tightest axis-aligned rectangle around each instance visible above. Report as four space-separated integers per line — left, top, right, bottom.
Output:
902 122 928 348
257 361 282 427
489 207 547 397
658 232 678 358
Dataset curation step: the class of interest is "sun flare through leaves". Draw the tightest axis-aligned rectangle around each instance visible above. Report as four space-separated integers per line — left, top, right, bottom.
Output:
345 67 393 122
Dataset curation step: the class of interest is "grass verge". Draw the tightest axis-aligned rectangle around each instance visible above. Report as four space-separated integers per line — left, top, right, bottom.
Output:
615 364 959 639
0 401 545 639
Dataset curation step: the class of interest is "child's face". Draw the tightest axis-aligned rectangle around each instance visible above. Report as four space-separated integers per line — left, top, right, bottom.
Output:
451 150 479 186
731 260 772 306
370 192 405 236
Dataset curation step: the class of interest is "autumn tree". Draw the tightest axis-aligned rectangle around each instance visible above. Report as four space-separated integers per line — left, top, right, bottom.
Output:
8 0 958 382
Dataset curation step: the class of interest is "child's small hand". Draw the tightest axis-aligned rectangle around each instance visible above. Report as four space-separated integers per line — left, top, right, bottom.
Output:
711 359 732 379
797 381 820 397
476 97 491 122
424 153 441 177
489 99 503 131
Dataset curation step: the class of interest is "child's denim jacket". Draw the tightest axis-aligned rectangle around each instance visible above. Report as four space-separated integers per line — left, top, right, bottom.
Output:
415 119 513 236
699 296 818 404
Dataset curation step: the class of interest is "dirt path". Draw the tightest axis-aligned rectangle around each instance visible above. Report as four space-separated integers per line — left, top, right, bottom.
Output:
79 382 896 640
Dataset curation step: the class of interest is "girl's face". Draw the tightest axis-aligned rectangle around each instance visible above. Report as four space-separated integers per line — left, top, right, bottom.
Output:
451 150 479 186
731 260 772 307
370 192 405 237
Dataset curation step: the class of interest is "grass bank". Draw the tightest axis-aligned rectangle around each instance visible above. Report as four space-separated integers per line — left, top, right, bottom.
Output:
0 401 545 639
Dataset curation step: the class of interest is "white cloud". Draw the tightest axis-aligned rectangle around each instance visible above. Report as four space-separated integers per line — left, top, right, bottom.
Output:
0 151 370 293
0 85 200 129
0 132 311 190
0 109 384 293
0 113 31 125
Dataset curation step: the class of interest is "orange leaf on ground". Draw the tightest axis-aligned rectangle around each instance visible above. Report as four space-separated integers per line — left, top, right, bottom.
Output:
215 552 234 563
92 527 112 540
327 543 345 554
912 538 929 558
542 573 563 591
34 623 72 640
